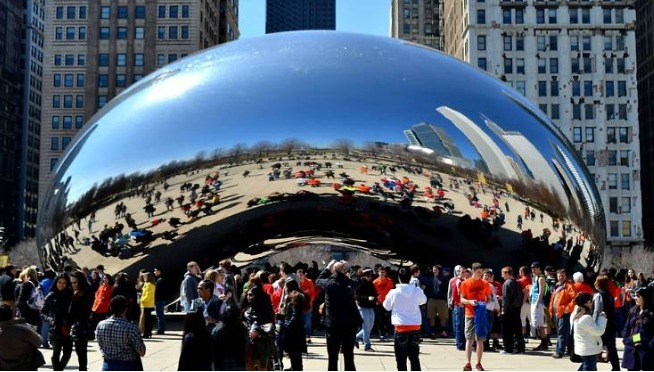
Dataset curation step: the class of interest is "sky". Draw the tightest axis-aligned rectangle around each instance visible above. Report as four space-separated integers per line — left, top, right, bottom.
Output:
239 0 391 39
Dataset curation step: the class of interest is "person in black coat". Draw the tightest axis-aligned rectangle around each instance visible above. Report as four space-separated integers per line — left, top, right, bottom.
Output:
111 272 139 322
16 267 42 329
178 311 212 371
40 273 73 371
69 271 94 371
316 260 363 371
284 280 308 371
622 287 654 371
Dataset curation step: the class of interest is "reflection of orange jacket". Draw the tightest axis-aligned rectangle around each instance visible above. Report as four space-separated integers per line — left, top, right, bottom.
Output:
549 281 577 318
300 278 316 307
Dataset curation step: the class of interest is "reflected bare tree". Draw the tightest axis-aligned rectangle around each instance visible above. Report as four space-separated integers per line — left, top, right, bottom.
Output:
333 138 355 156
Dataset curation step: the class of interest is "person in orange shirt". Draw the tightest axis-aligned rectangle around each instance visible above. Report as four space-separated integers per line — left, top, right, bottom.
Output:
460 262 492 372
373 266 394 342
549 270 577 359
296 269 316 344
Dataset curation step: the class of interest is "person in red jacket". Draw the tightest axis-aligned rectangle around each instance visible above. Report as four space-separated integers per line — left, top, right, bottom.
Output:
549 270 577 358
373 266 394 341
297 269 316 343
572 272 594 295
92 274 114 327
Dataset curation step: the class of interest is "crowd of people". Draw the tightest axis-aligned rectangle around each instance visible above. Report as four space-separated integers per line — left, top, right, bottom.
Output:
1 257 654 371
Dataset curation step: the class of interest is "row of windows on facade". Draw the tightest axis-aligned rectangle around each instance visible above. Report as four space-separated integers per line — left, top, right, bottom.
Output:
51 115 84 130
29 60 43 78
29 31 44 49
537 101 631 122
573 126 631 143
53 25 189 41
609 219 632 238
30 46 44 64
583 149 631 168
476 34 627 53
56 5 192 20
474 7 627 25
51 94 112 110
609 196 632 214
50 137 72 152
479 57 630 77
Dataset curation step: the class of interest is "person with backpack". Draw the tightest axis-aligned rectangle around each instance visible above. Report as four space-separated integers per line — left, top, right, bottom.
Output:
16 267 43 331
530 262 549 351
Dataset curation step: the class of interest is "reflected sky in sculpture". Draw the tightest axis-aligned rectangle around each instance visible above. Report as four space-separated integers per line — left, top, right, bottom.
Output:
37 31 605 275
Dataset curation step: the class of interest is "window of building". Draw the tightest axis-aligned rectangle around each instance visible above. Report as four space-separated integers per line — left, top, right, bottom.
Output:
54 55 62 66
549 58 558 74
607 127 616 143
616 9 624 23
606 104 616 120
170 5 179 18
516 9 524 24
619 127 629 143
516 58 525 74
478 58 487 71
622 220 632 237
118 6 128 19
608 174 618 190
537 9 545 24
606 81 615 97
603 8 612 23
537 36 546 51
56 6 64 19
98 74 109 87
51 116 59 129
618 81 627 97
135 27 144 39
62 137 72 151
551 81 559 97
620 150 629 167
570 36 579 51
158 26 166 39
135 6 146 19
503 36 512 51
617 58 625 74
135 74 144 82
537 59 546 74
134 53 144 66
504 58 513 74
64 54 73 66
570 8 578 23
583 81 592 96
572 80 581 96
50 158 58 172
100 27 110 40
609 197 618 213
75 116 84 129
53 74 61 87
608 150 617 166
55 27 63 40
168 54 177 63
539 104 548 115
516 81 526 96
98 95 108 108
116 74 127 87
181 26 189 39
548 8 557 23
605 58 614 74
52 95 60 108
99 53 109 66
573 104 582 120
169 26 178 39
538 81 547 96
79 6 87 19
621 173 630 190
77 74 84 87
51 137 59 151
584 103 594 119
585 127 595 142
551 104 560 120
573 127 582 142
62 116 72 129
67 6 76 19
549 35 558 51
621 197 631 213
117 27 128 39
64 74 73 87
604 35 613 50
582 35 591 51
79 26 87 40
63 95 73 108
503 9 512 24
101 6 111 19
586 150 596 166
516 36 524 51
116 54 126 66
157 54 165 66
582 8 590 24
78 54 86 66
477 10 486 24
477 35 486 51
66 27 75 40
182 5 190 18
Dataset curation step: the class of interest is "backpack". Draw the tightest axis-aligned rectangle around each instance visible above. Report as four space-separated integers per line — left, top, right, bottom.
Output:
542 276 554 305
28 283 45 310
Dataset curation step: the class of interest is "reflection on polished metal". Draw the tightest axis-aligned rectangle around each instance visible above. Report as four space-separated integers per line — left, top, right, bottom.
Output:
37 31 605 277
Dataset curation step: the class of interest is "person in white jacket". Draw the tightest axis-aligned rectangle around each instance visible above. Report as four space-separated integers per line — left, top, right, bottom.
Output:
571 292 607 371
383 268 427 371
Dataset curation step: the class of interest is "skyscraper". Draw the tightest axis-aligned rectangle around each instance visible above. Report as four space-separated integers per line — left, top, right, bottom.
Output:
390 0 443 51
436 0 642 247
39 1 239 199
636 0 654 245
266 0 335 34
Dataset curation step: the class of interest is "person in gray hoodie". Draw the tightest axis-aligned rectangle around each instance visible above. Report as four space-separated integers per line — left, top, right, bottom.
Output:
180 262 201 313
383 268 427 371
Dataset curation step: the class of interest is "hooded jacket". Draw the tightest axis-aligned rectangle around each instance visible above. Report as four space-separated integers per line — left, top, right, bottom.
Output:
383 283 427 326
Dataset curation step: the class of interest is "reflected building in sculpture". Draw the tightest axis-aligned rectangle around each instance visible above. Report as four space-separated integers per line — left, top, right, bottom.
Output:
266 0 335 34
438 0 642 247
390 0 443 51
39 1 240 199
404 122 469 168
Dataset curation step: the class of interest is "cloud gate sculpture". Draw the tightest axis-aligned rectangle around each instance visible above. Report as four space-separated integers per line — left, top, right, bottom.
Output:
37 31 605 278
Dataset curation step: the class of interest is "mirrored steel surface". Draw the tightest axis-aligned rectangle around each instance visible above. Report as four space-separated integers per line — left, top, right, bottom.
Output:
37 31 605 276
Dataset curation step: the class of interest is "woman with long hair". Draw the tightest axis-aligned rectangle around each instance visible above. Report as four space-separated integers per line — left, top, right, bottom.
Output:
92 274 113 327
139 272 156 338
283 279 309 371
593 274 620 371
111 272 139 323
177 311 212 370
16 267 42 330
69 271 94 371
622 287 654 371
241 281 276 370
572 292 607 371
40 273 73 371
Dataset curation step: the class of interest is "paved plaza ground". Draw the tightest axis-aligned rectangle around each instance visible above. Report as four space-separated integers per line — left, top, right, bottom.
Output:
38 320 621 371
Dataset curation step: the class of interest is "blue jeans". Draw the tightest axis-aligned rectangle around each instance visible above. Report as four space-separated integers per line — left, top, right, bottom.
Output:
453 306 465 350
556 314 570 356
356 306 375 349
304 312 312 338
578 354 597 371
40 321 50 347
102 359 141 371
155 300 166 333
394 330 421 371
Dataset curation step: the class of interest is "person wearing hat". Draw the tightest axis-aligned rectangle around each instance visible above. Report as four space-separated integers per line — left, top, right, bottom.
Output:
530 262 549 351
355 268 378 351
622 287 654 370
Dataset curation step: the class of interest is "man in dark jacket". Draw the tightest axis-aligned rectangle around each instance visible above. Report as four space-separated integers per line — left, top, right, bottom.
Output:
316 260 362 371
501 266 525 354
0 304 44 370
0 265 17 309
355 268 378 351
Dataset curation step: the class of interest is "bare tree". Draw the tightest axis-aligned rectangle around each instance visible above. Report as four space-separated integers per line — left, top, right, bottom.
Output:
333 138 355 155
362 141 380 158
1 239 41 269
280 138 302 155
229 143 248 162
252 140 274 158
602 246 654 276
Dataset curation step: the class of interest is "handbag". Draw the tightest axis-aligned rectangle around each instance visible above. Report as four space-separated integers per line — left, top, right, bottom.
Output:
70 322 95 341
569 322 582 363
